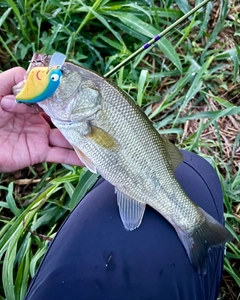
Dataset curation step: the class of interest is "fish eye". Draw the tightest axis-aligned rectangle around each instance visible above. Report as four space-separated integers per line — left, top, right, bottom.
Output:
51 74 60 81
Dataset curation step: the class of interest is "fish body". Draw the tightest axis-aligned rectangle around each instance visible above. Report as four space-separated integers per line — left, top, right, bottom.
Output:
14 53 232 273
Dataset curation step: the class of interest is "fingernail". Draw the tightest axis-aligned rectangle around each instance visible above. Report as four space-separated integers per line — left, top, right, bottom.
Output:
1 96 16 110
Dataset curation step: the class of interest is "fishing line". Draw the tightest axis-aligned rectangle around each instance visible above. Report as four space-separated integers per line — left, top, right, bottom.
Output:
104 0 214 78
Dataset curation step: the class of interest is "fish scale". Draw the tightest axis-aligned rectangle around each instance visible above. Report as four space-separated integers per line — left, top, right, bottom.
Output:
13 53 233 274
51 71 202 228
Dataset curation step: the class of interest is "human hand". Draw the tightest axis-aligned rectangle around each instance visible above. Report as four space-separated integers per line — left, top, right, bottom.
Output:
0 67 84 173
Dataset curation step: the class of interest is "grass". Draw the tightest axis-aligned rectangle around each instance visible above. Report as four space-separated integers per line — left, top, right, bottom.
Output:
0 0 239 299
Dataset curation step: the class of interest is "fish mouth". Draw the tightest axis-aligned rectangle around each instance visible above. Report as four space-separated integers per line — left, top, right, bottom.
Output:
12 52 100 123
13 53 82 104
12 53 51 97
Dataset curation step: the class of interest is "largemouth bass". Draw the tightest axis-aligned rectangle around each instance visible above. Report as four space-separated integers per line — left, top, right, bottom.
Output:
13 53 232 273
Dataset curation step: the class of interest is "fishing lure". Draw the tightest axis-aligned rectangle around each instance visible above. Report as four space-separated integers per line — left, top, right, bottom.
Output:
16 52 66 103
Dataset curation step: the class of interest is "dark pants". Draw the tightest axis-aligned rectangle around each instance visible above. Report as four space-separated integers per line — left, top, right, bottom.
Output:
25 151 225 300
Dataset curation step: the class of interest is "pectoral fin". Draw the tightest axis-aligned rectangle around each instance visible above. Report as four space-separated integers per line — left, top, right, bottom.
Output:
87 126 119 150
115 188 146 231
163 139 184 170
73 146 97 174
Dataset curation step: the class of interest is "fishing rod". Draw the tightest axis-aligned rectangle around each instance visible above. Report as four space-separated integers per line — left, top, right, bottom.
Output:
104 0 212 78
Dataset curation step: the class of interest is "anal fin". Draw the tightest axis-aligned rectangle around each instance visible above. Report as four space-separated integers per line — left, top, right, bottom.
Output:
115 188 146 231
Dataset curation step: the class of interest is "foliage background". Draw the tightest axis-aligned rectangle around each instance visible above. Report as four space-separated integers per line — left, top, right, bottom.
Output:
0 0 239 299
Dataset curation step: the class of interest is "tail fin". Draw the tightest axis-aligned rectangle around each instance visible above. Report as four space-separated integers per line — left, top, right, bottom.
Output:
175 207 233 274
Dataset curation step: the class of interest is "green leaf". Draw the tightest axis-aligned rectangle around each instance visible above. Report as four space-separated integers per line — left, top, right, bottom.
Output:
175 0 191 14
0 201 10 209
197 1 212 38
29 246 47 277
98 34 123 51
217 48 239 81
200 0 228 62
173 55 214 126
6 182 22 217
14 237 31 300
2 237 17 300
69 170 99 210
0 7 11 28
137 69 149 106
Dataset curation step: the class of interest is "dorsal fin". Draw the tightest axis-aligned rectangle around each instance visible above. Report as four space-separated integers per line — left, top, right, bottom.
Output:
163 139 184 170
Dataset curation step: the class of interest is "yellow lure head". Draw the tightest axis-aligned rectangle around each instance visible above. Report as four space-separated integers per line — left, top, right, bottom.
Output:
16 66 62 103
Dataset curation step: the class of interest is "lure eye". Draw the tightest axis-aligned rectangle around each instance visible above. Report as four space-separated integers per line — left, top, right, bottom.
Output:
51 73 60 81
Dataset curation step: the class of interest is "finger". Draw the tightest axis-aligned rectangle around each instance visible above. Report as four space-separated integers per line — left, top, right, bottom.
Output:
1 95 43 114
0 67 26 97
45 146 85 167
49 129 73 149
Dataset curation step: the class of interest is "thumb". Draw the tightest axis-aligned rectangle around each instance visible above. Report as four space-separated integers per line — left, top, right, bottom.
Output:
1 95 41 114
